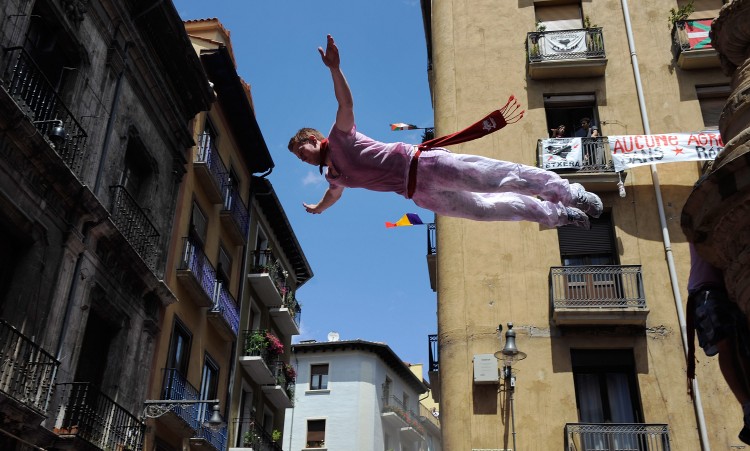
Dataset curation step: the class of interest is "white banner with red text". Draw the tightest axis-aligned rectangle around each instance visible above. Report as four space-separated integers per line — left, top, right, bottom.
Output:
610 132 723 172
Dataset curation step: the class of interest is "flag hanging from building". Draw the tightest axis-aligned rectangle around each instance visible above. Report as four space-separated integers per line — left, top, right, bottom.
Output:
386 213 424 228
610 131 723 172
540 137 583 169
390 123 419 131
686 19 713 49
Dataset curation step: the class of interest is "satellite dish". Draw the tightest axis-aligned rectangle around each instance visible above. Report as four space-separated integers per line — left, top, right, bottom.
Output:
327 331 340 342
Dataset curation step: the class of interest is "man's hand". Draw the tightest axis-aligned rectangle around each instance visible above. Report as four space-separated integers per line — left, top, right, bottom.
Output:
303 202 324 214
318 34 340 69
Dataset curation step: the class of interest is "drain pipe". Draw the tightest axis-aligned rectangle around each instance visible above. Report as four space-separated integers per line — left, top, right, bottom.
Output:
620 1 710 449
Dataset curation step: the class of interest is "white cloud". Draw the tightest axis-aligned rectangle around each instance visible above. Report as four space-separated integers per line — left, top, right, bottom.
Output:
302 171 324 186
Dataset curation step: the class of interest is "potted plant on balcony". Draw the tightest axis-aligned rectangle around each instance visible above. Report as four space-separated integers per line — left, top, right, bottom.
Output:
668 0 694 29
267 332 284 356
245 330 269 355
272 429 281 443
243 431 261 448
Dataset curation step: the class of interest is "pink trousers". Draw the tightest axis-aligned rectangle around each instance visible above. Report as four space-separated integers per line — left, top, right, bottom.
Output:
410 149 574 227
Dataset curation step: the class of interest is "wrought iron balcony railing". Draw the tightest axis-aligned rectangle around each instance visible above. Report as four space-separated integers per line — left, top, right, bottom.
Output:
527 28 605 63
234 418 282 450
222 185 249 239
250 250 289 294
550 265 646 309
110 185 160 271
211 281 239 336
194 422 228 451
1 47 88 177
282 290 302 329
179 236 218 303
196 131 228 191
0 319 59 414
565 423 671 451
428 334 439 372
672 18 715 53
538 137 614 173
382 395 425 436
161 368 200 430
271 361 296 403
54 382 144 451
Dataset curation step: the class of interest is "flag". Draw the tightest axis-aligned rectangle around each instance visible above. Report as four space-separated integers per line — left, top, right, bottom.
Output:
385 213 424 228
390 123 419 131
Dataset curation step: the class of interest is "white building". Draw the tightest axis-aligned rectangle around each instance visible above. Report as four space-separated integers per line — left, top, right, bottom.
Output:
284 339 442 451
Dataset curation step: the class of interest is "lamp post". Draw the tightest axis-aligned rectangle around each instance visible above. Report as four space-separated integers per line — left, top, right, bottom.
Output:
32 119 66 148
494 323 526 451
142 399 225 431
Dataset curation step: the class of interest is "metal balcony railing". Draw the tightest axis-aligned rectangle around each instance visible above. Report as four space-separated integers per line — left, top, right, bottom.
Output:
196 131 228 190
282 291 302 329
427 223 436 255
565 423 671 451
242 330 281 370
527 28 605 63
54 382 144 451
223 185 249 239
0 319 59 414
234 418 282 451
672 18 714 53
194 422 228 451
250 250 289 294
211 281 239 336
161 368 200 430
538 137 614 173
109 185 160 271
550 265 646 309
179 236 218 303
428 334 439 372
271 361 296 404
1 47 88 177
382 395 425 436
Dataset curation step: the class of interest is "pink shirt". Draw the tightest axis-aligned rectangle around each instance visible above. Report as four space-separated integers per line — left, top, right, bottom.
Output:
325 125 413 197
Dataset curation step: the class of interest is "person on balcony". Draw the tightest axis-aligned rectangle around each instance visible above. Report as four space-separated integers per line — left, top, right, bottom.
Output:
288 35 603 229
574 118 600 138
550 124 567 138
686 242 750 445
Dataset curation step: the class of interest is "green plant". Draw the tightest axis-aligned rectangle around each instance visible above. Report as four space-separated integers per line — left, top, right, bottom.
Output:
668 0 695 28
535 20 546 32
583 15 598 29
245 330 268 354
272 429 281 442
243 431 260 447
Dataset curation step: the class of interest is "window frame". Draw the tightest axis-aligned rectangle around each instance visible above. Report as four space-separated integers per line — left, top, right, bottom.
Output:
309 363 329 391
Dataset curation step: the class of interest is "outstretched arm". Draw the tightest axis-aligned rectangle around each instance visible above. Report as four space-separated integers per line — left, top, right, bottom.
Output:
319 35 354 133
303 185 344 214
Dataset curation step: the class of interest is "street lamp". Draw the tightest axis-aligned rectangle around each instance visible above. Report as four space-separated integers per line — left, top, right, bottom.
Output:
32 119 66 148
494 323 526 451
143 399 226 431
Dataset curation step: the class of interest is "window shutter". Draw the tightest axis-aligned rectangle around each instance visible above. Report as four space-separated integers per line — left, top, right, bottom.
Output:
535 3 583 31
558 215 614 256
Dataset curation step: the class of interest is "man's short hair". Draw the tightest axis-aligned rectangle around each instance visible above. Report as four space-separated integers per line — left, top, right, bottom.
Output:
288 128 325 151
580 117 591 125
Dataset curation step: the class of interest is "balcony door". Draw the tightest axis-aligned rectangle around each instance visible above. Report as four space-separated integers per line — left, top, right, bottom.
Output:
197 354 219 423
558 213 620 302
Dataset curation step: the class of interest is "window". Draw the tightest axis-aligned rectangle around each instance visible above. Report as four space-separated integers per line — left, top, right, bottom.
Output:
217 244 232 284
236 388 254 447
383 377 392 402
198 119 218 162
696 85 730 130
167 319 192 376
224 167 241 210
306 419 326 448
534 2 583 31
572 349 642 449
190 202 208 245
403 392 410 412
198 354 219 423
120 131 154 205
310 364 329 390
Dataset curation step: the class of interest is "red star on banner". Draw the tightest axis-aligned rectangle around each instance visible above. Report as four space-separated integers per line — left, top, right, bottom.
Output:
673 147 685 156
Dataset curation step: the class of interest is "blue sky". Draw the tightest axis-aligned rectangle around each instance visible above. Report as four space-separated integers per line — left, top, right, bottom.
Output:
173 1 436 370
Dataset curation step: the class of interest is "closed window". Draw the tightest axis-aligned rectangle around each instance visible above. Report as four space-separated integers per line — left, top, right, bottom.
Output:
306 419 326 448
310 364 329 390
190 202 208 245
535 2 583 31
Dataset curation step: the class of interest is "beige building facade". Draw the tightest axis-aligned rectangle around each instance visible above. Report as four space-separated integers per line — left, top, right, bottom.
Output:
421 0 738 449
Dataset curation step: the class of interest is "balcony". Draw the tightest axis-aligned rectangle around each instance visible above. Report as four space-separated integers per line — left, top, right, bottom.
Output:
53 382 144 451
0 319 59 422
526 28 607 79
109 185 160 272
192 424 228 451
177 237 217 308
550 265 648 326
565 423 670 451
221 186 249 243
538 138 622 191
208 281 240 340
159 368 200 436
262 362 295 409
672 19 719 70
426 223 437 292
270 290 302 336
247 250 286 307
419 403 440 436
381 395 425 439
194 132 227 204
239 330 278 385
2 47 89 179
428 334 440 403
230 418 282 451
